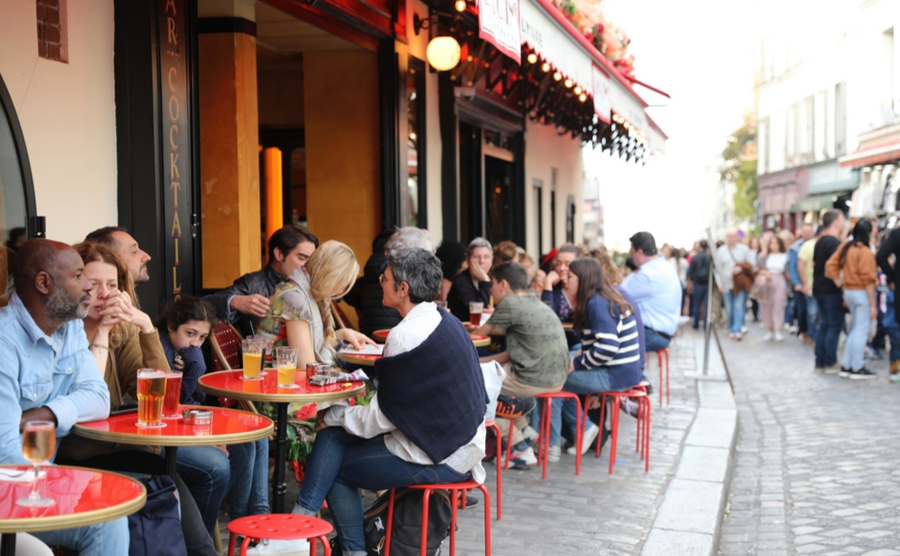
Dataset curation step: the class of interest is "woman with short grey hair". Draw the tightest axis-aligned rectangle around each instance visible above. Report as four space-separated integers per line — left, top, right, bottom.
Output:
387 248 442 303
447 237 494 321
385 227 434 255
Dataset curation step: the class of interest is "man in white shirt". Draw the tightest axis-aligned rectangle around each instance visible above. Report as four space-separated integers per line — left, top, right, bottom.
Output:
714 230 755 340
286 248 486 556
622 232 683 352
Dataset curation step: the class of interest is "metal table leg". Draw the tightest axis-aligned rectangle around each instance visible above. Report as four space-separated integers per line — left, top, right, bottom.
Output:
272 402 288 513
166 446 179 479
1 533 16 556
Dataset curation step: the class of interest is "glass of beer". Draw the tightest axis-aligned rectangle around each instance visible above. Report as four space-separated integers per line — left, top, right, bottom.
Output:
17 420 56 507
276 347 299 388
162 371 183 419
469 302 484 326
136 369 167 428
242 339 264 381
435 300 448 311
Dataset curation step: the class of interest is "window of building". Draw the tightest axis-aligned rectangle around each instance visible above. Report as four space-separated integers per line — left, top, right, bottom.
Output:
407 57 426 228
533 179 543 255
550 168 558 248
36 0 68 63
0 74 38 307
835 81 847 156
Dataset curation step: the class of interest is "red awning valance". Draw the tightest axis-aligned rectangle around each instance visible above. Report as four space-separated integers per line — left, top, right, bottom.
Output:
839 137 900 168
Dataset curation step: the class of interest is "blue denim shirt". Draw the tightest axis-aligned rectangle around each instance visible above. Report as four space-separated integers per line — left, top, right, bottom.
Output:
788 238 804 286
0 294 110 464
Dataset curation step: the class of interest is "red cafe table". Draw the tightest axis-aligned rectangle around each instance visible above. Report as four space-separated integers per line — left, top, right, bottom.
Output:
197 370 365 513
368 332 492 350
72 406 273 480
0 465 146 556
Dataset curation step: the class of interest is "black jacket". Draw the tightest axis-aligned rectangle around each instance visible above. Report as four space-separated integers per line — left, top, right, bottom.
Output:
343 253 402 337
206 266 287 337
877 228 900 318
447 271 491 322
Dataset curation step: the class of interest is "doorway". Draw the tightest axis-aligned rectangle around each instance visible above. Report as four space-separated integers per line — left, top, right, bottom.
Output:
485 156 513 245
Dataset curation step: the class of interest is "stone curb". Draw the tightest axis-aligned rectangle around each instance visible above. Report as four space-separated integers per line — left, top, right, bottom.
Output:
642 336 739 556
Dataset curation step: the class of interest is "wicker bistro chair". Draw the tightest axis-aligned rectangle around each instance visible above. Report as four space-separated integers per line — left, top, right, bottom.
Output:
208 323 257 414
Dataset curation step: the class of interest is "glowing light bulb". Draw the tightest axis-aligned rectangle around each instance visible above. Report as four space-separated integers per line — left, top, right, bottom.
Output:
425 36 461 71
455 0 467 11
527 53 538 64
579 93 587 102
552 71 562 81
541 62 551 72
573 86 582 95
564 79 573 88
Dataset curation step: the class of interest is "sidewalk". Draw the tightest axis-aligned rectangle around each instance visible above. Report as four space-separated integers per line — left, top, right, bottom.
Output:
452 327 714 555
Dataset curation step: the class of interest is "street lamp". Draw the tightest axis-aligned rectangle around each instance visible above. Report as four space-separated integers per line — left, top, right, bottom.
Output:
414 12 462 72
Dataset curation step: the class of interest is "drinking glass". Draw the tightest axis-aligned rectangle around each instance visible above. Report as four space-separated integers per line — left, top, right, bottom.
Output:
469 302 484 326
136 369 167 428
242 339 264 381
162 371 183 419
17 420 56 507
435 300 448 310
276 347 299 388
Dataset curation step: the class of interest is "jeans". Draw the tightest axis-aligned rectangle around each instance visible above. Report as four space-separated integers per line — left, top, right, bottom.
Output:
33 518 129 556
842 290 871 371
170 445 231 535
784 295 796 327
722 289 749 334
795 293 808 334
227 438 269 520
806 295 819 341
886 327 900 362
545 368 620 447
691 285 708 328
644 328 671 353
296 428 470 553
814 293 844 367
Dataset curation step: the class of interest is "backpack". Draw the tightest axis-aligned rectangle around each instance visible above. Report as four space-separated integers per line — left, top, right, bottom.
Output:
694 253 710 283
331 488 453 556
128 475 187 556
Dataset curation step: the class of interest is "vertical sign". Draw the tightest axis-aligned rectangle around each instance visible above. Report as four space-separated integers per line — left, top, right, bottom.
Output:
159 0 194 301
592 64 611 124
479 0 521 64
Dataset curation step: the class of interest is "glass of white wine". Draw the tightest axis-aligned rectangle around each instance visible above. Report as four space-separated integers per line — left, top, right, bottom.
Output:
17 420 56 507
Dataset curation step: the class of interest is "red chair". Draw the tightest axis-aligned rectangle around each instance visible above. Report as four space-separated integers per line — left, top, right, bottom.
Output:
210 323 243 371
584 389 651 474
227 514 332 556
654 348 670 407
484 420 502 520
503 392 583 480
384 480 491 556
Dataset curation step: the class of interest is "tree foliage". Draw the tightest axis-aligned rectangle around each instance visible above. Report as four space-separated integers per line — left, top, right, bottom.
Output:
721 111 758 222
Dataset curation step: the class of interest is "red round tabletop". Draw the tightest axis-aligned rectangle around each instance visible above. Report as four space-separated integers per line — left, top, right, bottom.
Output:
0 465 145 534
363 331 491 349
197 370 366 403
372 329 390 342
72 406 273 447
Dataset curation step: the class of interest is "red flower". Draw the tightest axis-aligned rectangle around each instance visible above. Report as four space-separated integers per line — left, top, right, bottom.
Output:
294 403 318 421
291 460 305 486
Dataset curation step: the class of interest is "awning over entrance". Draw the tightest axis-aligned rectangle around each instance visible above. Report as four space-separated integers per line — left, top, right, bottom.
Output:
839 137 900 168
790 191 852 213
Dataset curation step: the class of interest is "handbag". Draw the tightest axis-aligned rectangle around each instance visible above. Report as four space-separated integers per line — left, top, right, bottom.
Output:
727 248 755 294
128 475 188 556
749 273 770 303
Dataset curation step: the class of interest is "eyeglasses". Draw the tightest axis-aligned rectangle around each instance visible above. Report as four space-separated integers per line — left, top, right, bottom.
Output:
379 273 394 285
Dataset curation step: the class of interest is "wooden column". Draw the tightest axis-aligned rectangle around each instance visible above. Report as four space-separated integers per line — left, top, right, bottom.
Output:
198 22 261 289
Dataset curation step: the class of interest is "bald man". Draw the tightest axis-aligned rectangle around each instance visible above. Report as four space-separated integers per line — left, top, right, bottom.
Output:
0 239 128 555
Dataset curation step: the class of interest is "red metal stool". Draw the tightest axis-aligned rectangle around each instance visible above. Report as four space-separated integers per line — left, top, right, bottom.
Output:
503 392 582 479
655 348 670 407
584 389 651 474
484 420 503 520
226 514 332 556
384 480 491 556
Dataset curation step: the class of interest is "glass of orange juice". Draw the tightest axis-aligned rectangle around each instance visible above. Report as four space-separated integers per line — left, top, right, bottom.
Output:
276 347 299 388
241 339 264 381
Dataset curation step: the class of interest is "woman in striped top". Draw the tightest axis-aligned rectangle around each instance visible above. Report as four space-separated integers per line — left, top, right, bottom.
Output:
549 258 645 459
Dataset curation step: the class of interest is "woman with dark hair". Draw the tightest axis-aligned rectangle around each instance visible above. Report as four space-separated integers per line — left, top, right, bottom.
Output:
545 257 645 461
435 240 467 302
541 245 584 349
756 236 789 341
826 218 877 379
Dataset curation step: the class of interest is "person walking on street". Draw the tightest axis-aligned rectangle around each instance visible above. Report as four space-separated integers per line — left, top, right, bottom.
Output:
757 236 789 341
798 225 824 344
812 209 846 372
714 230 754 340
687 240 711 329
826 219 878 379
789 224 814 343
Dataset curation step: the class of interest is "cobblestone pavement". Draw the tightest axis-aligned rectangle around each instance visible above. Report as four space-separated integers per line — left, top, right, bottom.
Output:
719 324 900 556
451 331 700 556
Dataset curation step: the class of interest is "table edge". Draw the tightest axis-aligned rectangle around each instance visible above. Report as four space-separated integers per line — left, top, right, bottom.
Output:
0 465 147 534
197 371 366 402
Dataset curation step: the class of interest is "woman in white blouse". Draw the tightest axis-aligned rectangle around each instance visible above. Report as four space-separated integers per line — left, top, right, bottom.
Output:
756 236 789 341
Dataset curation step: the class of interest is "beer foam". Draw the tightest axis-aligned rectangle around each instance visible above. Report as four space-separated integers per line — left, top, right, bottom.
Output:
137 369 167 378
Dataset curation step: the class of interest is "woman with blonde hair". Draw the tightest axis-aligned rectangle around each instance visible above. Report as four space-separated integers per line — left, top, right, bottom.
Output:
591 249 623 285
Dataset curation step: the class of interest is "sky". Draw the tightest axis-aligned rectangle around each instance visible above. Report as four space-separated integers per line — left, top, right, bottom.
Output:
584 0 761 251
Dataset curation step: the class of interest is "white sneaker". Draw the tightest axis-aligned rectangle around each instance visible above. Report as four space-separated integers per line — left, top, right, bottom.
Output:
510 446 538 466
245 539 309 555
742 326 749 333
774 333 785 342
567 423 600 456
762 332 774 341
521 426 539 444
546 445 561 463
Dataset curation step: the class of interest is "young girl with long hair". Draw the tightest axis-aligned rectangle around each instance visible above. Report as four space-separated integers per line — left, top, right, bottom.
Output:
826 218 877 379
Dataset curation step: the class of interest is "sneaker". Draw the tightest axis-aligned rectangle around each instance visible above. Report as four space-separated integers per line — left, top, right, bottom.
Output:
521 426 539 444
728 333 736 340
848 368 877 380
839 367 851 378
823 365 840 375
507 456 533 470
890 361 900 376
495 395 536 419
734 333 743 341
620 398 640 418
245 539 309 555
567 424 600 456
762 332 774 341
742 325 750 333
814 365 826 373
458 495 479 509
891 372 900 383
864 346 884 361
774 333 785 342
546 445 561 463
509 446 537 466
